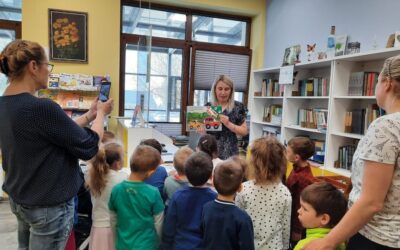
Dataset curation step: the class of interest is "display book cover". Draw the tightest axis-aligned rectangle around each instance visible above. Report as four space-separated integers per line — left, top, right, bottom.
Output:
186 106 222 131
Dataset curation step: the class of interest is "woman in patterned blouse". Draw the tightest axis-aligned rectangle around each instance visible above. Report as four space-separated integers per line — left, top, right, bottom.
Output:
200 75 248 160
303 56 400 250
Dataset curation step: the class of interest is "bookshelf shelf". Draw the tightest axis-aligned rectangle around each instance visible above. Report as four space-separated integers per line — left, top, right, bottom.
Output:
333 96 376 100
252 121 281 127
253 96 284 99
287 96 329 99
331 131 363 140
249 48 396 177
284 125 326 134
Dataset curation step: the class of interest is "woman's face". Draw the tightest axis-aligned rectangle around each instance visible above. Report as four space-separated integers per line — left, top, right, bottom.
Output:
215 80 232 104
375 73 386 108
36 60 51 89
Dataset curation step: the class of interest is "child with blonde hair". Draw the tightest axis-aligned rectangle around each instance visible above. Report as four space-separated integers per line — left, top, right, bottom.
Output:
87 142 128 250
164 146 194 206
235 136 292 250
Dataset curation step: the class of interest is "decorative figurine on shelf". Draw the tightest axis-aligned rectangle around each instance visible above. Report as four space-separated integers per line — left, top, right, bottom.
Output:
307 43 318 61
318 52 327 60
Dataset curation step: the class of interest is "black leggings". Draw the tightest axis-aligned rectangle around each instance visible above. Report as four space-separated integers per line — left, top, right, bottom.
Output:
347 233 400 250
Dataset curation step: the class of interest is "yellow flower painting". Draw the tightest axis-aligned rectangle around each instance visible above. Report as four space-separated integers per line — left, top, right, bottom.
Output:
49 9 87 62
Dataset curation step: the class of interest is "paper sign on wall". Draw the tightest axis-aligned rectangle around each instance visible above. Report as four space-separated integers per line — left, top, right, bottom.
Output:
279 65 294 84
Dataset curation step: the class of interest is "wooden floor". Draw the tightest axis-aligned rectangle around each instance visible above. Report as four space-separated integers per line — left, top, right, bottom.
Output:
0 198 18 249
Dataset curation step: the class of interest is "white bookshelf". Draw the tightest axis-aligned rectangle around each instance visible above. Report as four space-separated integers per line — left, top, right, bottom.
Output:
249 47 400 177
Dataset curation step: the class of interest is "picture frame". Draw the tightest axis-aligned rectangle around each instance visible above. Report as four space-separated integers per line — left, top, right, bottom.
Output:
282 45 301 66
394 31 400 47
335 34 347 56
49 9 88 63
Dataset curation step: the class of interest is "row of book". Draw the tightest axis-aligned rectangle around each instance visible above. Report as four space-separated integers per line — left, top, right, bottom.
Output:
48 73 110 91
344 104 382 135
297 108 328 132
335 145 356 170
38 89 98 110
257 79 284 97
347 71 379 96
293 77 329 96
263 104 283 125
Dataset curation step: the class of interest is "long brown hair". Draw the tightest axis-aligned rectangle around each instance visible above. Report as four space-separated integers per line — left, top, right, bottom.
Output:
249 136 287 184
0 40 46 81
88 142 123 197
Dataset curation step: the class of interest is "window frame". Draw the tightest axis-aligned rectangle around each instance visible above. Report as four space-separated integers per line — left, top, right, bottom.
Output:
120 0 252 132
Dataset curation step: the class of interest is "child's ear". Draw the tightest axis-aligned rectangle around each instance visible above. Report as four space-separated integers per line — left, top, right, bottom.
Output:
294 154 301 162
237 183 243 193
320 213 331 227
147 169 156 178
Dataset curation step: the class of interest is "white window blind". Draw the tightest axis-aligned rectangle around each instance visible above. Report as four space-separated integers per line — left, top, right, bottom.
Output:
194 50 249 91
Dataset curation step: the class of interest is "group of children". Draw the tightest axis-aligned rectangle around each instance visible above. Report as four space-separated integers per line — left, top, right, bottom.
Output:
85 132 348 250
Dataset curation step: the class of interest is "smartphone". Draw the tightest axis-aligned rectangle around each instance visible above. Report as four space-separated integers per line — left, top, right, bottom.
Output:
99 81 111 102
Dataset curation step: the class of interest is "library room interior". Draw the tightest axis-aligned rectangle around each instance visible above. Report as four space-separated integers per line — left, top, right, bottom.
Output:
0 0 399 250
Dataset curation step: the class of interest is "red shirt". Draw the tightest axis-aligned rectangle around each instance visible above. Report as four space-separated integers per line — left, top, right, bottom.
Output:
286 162 314 236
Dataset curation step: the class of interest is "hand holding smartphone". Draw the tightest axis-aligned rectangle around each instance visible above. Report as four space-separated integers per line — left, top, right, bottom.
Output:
99 81 111 102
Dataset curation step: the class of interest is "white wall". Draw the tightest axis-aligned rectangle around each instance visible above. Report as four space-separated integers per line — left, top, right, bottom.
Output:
264 0 400 68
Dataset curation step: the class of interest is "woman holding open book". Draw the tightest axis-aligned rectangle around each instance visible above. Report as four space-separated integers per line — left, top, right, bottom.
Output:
303 56 400 250
198 75 248 160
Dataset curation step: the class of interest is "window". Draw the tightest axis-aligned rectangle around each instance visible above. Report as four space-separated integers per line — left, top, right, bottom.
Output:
0 0 21 21
122 6 186 40
192 15 247 46
124 45 183 122
0 0 21 94
121 1 251 131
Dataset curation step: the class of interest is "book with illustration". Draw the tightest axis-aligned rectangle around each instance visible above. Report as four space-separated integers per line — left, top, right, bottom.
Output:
186 106 222 131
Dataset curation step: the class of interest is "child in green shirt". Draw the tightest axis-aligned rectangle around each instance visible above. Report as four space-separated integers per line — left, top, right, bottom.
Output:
295 182 347 250
109 145 165 250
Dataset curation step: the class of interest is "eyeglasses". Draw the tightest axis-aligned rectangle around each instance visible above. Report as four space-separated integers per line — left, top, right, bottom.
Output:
40 62 54 73
46 63 54 73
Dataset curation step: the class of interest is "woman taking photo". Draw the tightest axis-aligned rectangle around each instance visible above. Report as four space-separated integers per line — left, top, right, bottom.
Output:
201 75 248 160
303 56 400 250
0 39 113 250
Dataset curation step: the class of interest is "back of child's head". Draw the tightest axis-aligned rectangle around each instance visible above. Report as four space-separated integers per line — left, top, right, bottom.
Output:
229 155 248 182
288 136 315 161
250 136 286 184
213 160 243 196
140 138 162 154
301 182 347 228
89 142 124 197
184 151 213 186
173 146 194 175
197 134 218 158
130 145 161 173
102 130 116 143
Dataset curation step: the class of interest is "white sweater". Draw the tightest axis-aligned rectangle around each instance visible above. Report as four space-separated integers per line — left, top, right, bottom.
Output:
91 170 128 227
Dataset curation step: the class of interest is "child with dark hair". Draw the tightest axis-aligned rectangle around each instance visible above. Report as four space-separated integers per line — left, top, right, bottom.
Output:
235 136 291 250
87 142 127 250
286 136 316 246
197 134 223 168
140 138 168 200
109 145 165 250
201 160 255 250
294 182 347 250
164 146 194 206
162 152 217 250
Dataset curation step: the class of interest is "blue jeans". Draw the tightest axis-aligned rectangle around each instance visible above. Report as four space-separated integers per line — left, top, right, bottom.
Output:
9 197 74 250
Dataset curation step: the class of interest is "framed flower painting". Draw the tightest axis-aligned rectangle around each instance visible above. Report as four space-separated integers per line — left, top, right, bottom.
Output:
49 9 88 63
